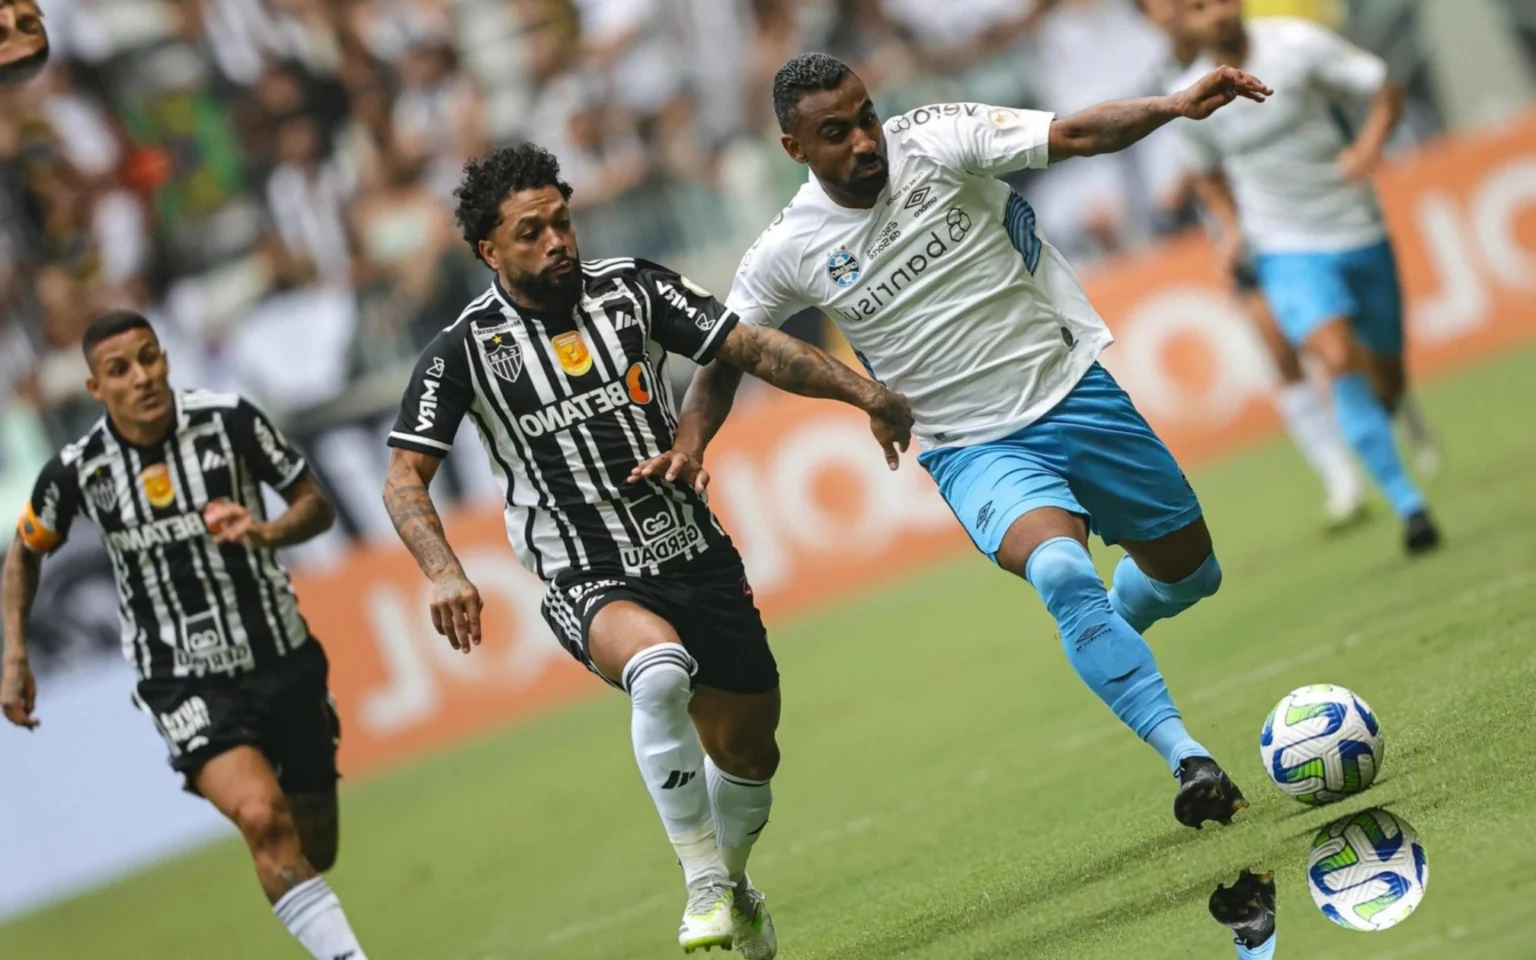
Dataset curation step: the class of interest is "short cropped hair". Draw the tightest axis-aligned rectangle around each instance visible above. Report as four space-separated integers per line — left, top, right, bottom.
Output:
772 52 854 131
453 143 573 262
81 310 155 365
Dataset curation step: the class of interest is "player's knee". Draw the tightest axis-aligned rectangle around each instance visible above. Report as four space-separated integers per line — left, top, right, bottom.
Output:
717 735 780 782
624 643 695 713
1186 553 1223 600
1025 538 1100 610
232 795 299 854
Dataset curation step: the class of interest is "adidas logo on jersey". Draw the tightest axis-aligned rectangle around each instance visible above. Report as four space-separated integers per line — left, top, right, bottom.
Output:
613 309 641 331
200 450 227 472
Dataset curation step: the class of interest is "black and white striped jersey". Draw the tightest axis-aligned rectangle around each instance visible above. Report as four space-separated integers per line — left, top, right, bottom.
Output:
17 391 314 680
387 257 740 580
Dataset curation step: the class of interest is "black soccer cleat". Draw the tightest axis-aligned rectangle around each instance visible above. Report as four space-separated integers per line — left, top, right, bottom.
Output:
1209 868 1276 949
1404 510 1441 555
1174 756 1248 829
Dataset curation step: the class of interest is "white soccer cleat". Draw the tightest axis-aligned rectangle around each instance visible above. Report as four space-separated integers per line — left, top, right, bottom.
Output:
678 882 735 953
731 877 778 960
1323 481 1368 530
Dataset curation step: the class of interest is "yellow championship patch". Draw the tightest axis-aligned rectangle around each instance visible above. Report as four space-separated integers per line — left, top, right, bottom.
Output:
551 331 593 377
140 463 176 509
16 504 61 553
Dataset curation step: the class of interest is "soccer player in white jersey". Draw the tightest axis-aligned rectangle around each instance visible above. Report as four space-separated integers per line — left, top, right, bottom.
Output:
638 53 1272 829
1140 0 1365 528
1175 0 1443 555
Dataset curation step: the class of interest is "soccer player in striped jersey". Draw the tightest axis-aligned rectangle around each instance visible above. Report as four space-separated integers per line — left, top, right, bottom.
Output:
1 311 371 960
381 143 911 957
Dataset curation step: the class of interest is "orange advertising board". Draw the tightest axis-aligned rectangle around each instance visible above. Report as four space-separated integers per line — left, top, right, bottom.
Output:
298 113 1536 780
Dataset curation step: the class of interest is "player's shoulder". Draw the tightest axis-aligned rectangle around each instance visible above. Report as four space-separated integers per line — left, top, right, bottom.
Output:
440 285 506 340
1251 15 1334 47
178 388 241 413
737 184 824 279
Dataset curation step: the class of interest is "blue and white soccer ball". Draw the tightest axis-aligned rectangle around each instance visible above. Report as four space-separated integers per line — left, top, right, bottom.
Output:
1260 683 1383 804
1309 808 1429 932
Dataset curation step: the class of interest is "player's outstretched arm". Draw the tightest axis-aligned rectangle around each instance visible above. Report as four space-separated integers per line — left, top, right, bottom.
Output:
627 360 745 494
382 448 482 654
1048 66 1272 162
1 537 44 729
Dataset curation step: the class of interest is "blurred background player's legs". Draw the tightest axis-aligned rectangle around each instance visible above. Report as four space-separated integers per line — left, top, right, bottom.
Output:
1256 249 1439 553
1234 273 1365 526
194 748 369 960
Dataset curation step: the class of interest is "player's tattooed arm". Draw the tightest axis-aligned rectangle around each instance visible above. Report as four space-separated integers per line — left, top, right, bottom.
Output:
1049 66 1273 161
382 449 483 653
715 323 913 467
1 537 43 729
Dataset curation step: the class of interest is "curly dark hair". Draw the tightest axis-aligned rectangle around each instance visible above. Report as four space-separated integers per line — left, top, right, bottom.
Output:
772 52 853 132
453 143 573 262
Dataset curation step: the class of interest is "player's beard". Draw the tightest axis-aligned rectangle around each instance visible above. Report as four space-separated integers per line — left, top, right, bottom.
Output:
844 155 889 202
519 258 585 315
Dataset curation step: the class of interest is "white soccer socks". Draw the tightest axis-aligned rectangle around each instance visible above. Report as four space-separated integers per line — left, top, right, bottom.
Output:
705 756 773 883
1275 381 1363 517
623 643 730 890
272 876 369 960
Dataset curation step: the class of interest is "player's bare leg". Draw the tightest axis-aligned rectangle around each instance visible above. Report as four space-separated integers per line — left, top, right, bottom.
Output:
288 790 340 873
1365 346 1442 479
691 685 781 959
196 747 369 959
1307 319 1438 552
589 602 735 953
1246 290 1364 524
997 509 1243 828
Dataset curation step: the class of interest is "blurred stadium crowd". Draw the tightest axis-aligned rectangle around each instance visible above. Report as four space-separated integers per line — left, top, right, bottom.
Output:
0 0 1520 609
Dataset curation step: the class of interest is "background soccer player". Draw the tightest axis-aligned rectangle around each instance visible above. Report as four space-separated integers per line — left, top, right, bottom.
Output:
0 0 47 86
1175 0 1444 554
1 312 370 959
651 53 1269 830
1139 0 1365 528
380 144 910 957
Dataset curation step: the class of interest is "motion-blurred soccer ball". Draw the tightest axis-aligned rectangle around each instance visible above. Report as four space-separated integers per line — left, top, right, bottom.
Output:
1309 808 1428 932
1260 683 1382 804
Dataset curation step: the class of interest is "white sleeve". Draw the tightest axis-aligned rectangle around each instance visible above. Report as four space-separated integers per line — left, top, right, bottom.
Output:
1179 120 1222 175
1296 21 1388 101
900 103 1056 177
724 235 808 330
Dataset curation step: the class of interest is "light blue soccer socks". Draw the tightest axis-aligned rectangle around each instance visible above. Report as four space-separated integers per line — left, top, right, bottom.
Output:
1332 373 1425 519
1025 537 1208 772
1107 551 1222 635
1237 934 1277 960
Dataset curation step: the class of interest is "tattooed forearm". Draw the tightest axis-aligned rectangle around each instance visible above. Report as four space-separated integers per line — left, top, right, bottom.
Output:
1049 96 1179 160
382 452 464 580
718 324 887 412
2 539 41 663
675 361 744 459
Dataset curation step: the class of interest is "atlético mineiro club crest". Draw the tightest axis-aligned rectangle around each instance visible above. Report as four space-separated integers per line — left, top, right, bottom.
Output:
485 333 523 383
827 249 860 288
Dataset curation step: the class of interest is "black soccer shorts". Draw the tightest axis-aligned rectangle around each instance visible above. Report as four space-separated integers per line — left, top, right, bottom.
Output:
132 638 341 795
541 549 779 695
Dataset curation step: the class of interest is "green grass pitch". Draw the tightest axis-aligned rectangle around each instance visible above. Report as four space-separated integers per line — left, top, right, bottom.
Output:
7 345 1536 959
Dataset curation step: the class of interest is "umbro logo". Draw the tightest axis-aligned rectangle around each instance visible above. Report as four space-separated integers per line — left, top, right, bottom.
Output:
903 186 932 210
661 769 697 790
976 501 996 532
200 450 227 472
1075 623 1111 651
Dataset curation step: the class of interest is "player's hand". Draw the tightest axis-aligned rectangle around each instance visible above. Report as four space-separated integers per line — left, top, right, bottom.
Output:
429 571 483 654
627 450 710 495
1338 141 1382 183
1173 66 1272 121
869 390 914 471
203 499 271 549
1 655 39 730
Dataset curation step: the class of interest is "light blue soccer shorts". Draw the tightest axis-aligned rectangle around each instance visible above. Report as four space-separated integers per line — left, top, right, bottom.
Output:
918 363 1203 564
1253 239 1405 357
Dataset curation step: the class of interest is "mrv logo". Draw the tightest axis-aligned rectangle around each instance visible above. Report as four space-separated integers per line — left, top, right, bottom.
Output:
834 208 973 322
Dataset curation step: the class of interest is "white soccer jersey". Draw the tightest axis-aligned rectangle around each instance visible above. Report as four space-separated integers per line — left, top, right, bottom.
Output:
726 103 1113 449
1174 18 1390 254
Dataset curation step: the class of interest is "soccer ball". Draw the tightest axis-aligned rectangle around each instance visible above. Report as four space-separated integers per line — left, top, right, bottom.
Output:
1260 683 1382 804
1309 808 1428 931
